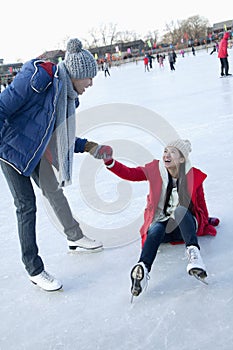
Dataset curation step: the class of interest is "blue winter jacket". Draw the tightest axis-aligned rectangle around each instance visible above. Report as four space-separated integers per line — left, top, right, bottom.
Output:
0 59 87 176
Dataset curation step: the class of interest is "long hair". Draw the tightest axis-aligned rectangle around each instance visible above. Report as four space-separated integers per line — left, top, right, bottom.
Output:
163 161 193 216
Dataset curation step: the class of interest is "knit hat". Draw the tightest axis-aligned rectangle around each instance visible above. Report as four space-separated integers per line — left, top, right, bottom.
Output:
64 38 97 79
166 139 192 160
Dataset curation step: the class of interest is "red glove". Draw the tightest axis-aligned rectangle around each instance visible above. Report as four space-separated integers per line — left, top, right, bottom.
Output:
208 217 220 226
89 145 113 160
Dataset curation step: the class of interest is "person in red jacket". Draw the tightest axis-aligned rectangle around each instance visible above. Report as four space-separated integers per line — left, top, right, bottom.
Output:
143 55 149 72
218 32 231 77
104 139 219 298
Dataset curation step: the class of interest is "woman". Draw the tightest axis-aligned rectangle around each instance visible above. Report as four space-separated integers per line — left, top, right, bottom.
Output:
104 139 219 298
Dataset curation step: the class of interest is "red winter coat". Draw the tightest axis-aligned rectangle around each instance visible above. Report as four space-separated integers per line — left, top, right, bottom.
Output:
144 57 149 65
106 159 217 247
218 32 230 58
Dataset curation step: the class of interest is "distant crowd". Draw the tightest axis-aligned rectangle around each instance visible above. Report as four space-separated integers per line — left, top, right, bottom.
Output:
0 72 17 93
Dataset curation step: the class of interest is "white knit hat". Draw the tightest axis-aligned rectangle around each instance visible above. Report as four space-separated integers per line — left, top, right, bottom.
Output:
64 38 97 79
166 139 192 160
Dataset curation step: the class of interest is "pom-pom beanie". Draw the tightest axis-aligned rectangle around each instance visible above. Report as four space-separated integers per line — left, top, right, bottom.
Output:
166 139 192 160
64 38 97 79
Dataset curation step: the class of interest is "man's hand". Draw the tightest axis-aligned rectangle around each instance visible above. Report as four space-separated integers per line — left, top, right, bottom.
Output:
89 144 113 160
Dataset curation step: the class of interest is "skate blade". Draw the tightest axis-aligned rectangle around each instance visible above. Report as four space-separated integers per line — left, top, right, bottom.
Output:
189 267 207 278
130 283 141 302
131 279 142 297
68 246 103 254
190 269 208 285
30 281 64 292
192 273 208 285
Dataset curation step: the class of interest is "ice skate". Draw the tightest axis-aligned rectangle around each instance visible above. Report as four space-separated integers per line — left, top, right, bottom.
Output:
29 270 63 291
68 235 103 251
186 245 208 284
130 262 149 302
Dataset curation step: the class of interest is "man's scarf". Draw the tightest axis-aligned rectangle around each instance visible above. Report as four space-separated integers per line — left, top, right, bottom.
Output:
52 61 78 187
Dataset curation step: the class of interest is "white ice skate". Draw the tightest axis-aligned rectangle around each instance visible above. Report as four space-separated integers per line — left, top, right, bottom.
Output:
130 262 150 302
186 245 208 284
68 235 103 251
29 270 62 291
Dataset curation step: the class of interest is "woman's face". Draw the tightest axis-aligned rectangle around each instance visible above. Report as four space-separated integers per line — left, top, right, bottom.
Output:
71 78 93 95
162 146 185 170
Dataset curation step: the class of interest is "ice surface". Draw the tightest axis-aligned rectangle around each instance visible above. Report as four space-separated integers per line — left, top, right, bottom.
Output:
0 48 233 350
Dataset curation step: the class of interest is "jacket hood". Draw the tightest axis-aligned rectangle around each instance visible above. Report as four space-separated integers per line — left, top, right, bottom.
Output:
223 32 230 40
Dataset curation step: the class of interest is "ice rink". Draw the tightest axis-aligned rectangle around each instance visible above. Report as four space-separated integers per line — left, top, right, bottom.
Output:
0 47 233 350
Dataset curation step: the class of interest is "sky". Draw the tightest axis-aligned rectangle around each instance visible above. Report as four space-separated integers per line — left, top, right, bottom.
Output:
1 0 232 63
1 47 233 350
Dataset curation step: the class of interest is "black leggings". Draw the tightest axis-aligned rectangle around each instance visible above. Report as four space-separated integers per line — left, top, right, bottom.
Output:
220 57 229 75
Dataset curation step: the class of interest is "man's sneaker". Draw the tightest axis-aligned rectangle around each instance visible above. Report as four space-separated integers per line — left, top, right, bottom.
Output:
130 262 150 297
29 270 63 291
68 235 103 250
186 245 207 278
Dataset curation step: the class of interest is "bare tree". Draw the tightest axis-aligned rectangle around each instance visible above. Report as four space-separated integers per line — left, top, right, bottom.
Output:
99 23 118 47
59 14 212 55
116 30 139 43
161 15 210 45
144 30 159 44
180 15 210 40
85 28 101 49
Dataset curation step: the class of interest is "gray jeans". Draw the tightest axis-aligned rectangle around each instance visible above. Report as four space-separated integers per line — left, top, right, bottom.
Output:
1 157 83 276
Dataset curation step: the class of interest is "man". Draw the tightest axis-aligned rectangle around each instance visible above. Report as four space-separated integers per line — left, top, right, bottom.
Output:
168 51 175 71
218 32 231 77
0 38 112 291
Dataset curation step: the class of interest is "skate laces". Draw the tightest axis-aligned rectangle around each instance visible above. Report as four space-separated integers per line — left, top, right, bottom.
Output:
40 271 54 282
146 273 150 281
141 265 150 285
187 247 199 263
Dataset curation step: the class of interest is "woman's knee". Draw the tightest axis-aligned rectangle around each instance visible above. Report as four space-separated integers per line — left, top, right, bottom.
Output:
147 222 166 241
